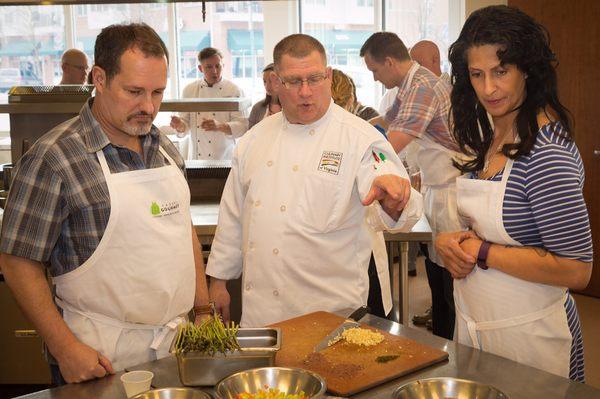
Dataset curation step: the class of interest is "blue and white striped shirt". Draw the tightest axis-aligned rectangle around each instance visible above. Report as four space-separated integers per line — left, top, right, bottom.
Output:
485 121 591 382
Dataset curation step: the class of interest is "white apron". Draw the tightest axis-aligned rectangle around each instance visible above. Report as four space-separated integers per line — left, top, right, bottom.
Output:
416 136 464 266
399 62 463 266
53 147 196 371
454 160 571 378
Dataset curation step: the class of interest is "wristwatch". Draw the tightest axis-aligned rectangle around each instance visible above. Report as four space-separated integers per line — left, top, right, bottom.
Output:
477 241 492 270
193 302 215 317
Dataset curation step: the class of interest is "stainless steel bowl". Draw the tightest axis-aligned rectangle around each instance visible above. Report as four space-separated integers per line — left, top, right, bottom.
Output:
393 377 509 399
130 387 212 399
215 367 327 399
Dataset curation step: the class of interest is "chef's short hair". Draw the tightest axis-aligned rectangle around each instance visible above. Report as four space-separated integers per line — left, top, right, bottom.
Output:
95 23 168 83
273 34 327 70
360 32 410 63
198 47 223 63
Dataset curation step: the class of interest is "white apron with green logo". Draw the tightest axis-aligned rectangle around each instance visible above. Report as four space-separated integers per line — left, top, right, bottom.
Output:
53 146 195 371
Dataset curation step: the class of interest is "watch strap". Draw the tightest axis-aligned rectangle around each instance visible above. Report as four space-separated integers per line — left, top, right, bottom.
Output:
477 241 491 270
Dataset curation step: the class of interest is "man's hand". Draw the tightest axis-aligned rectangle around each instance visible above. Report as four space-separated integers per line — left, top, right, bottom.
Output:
201 118 222 131
194 313 213 325
362 174 411 221
55 340 114 383
209 278 231 323
170 116 187 133
435 231 479 279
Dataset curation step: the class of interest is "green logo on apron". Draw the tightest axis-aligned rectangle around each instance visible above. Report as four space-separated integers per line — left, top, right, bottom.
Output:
150 201 161 215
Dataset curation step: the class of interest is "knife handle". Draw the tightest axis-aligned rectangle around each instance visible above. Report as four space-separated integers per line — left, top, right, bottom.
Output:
347 306 370 322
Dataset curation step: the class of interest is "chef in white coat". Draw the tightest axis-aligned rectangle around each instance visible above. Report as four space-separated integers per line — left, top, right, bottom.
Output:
206 34 423 328
0 23 211 384
361 33 465 339
171 47 248 160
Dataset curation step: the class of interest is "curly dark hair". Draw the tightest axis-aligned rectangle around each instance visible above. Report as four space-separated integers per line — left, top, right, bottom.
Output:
448 5 572 173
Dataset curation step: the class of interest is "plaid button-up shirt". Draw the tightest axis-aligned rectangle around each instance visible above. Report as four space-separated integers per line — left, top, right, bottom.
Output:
385 62 460 152
0 99 186 277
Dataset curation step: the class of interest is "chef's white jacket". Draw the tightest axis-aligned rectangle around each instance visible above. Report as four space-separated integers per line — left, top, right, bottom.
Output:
206 101 423 327
178 78 248 160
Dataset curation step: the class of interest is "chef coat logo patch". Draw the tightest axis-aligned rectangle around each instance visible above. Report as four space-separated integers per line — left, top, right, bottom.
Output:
318 151 343 175
150 201 180 217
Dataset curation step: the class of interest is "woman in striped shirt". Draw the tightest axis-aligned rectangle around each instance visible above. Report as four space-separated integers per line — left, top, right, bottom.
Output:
435 5 592 382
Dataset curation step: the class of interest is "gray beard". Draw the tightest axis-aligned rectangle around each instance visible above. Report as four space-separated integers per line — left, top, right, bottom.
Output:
123 121 152 136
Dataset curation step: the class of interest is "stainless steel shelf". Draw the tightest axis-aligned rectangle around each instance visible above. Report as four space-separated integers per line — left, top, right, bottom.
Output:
0 98 251 114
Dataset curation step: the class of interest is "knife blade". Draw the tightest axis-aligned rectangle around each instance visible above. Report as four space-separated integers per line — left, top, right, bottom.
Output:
313 306 370 352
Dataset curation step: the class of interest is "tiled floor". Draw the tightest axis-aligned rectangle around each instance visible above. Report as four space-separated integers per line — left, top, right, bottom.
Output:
405 256 600 389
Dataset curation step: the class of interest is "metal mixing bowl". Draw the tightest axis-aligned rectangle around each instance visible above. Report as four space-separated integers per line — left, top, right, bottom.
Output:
130 387 212 399
215 367 327 399
393 377 509 399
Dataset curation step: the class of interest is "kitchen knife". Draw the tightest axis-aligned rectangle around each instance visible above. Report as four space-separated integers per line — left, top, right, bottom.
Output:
313 306 370 352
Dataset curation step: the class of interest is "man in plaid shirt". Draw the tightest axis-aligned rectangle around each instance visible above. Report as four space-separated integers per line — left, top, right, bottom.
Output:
0 23 210 384
361 32 466 341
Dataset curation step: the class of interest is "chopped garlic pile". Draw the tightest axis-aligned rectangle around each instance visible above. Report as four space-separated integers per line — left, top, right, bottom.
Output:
340 327 384 346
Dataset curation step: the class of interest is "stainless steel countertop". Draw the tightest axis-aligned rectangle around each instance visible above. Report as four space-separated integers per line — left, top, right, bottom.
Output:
16 313 600 399
191 202 433 241
0 98 251 114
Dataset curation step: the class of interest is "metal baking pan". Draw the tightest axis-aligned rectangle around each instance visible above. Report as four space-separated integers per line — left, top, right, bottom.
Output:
170 327 281 386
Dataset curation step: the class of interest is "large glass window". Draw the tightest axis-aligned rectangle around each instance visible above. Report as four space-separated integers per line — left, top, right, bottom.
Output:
386 0 453 75
0 0 459 136
0 5 65 132
72 3 171 94
175 1 265 104
301 0 380 109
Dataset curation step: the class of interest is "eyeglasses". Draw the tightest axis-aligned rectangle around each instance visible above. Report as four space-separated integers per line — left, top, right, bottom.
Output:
66 63 89 72
278 72 328 89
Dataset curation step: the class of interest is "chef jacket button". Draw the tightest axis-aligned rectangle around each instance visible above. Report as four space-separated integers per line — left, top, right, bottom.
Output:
292 165 299 172
245 283 252 291
273 248 279 255
212 113 215 116
273 290 279 297
209 140 211 143
267 160 273 167
208 153 211 157
254 200 261 207
280 205 286 212
309 129 315 136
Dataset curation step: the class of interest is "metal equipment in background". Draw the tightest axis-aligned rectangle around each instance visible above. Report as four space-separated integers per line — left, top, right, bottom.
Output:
8 85 93 164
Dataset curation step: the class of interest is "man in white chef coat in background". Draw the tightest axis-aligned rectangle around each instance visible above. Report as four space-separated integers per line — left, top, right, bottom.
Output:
206 34 423 327
0 23 210 384
170 47 248 160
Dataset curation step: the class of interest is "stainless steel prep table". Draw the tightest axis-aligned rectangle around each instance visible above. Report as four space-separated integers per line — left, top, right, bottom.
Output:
14 312 599 399
191 202 432 325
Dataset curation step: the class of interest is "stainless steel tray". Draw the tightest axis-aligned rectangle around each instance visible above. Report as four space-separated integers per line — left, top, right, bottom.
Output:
170 327 281 386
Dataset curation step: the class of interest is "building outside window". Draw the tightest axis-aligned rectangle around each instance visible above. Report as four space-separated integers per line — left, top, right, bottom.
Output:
0 0 459 138
176 1 264 104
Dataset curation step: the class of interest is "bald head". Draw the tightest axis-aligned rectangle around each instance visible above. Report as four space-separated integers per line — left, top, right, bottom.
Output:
60 49 89 84
409 40 441 77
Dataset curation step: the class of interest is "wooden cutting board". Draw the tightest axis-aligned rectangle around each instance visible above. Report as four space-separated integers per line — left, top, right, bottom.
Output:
269 311 448 396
